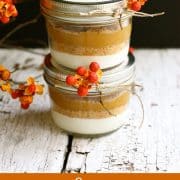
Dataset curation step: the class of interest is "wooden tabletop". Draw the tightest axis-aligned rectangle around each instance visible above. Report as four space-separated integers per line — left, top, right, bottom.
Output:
0 49 180 173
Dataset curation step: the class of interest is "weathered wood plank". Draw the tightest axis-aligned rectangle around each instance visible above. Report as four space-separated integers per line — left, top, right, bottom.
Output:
0 49 69 172
1 49 180 173
65 49 180 173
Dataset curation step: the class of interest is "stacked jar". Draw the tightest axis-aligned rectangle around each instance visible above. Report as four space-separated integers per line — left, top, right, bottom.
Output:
41 0 135 136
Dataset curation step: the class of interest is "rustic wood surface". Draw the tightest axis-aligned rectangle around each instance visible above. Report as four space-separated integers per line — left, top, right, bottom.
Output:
0 48 180 173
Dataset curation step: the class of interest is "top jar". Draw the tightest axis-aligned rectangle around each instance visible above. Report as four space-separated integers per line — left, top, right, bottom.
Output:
41 0 132 70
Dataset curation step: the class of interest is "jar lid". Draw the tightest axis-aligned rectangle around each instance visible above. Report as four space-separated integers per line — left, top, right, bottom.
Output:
60 0 124 5
40 0 128 23
44 53 135 94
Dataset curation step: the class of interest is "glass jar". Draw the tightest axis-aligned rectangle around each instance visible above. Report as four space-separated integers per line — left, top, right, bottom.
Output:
44 53 135 136
41 0 132 70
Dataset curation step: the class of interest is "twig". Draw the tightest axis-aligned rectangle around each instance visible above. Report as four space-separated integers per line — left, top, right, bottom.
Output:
0 14 41 45
10 74 43 85
97 86 116 116
98 83 145 128
127 10 165 17
132 91 144 129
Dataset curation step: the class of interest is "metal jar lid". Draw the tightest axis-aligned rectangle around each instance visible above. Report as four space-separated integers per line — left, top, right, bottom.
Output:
40 0 129 23
43 53 135 94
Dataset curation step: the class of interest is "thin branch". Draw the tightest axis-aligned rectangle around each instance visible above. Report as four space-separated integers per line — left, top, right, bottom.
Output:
0 14 41 45
127 10 165 18
9 74 43 85
132 91 145 129
96 85 116 116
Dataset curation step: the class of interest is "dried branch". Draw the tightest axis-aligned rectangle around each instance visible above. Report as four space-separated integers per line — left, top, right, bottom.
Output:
0 14 41 45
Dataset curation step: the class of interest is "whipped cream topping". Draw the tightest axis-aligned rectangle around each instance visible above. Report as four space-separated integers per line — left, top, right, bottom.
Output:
51 42 129 69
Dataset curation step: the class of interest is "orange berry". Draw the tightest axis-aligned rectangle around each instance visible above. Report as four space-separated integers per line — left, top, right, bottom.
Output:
1 70 11 81
76 66 87 76
8 4 15 12
12 10 18 17
0 16 10 24
89 62 100 72
27 77 35 85
88 72 98 83
35 85 44 95
21 103 30 110
25 84 36 95
131 1 142 11
11 89 20 99
66 75 77 86
1 83 11 92
19 95 33 104
77 86 88 97
4 0 13 3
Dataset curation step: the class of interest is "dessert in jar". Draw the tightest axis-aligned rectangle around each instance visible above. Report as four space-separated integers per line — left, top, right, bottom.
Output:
44 53 135 136
41 0 132 69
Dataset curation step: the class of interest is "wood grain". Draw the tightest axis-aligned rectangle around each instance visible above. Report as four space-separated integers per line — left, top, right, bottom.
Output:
0 49 68 172
0 49 180 172
65 49 180 173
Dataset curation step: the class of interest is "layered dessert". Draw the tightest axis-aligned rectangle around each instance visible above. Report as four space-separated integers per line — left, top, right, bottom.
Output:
49 86 130 135
46 19 132 69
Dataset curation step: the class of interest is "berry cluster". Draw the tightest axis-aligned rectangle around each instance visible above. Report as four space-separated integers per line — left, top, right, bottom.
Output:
11 77 44 109
0 0 18 24
66 62 102 97
128 0 147 11
0 65 44 109
0 65 11 92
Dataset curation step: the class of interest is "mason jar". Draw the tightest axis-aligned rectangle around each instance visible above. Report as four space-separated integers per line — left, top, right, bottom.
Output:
41 0 132 70
43 53 135 136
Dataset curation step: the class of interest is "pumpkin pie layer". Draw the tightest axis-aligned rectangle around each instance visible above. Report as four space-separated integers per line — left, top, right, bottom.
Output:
47 22 132 56
49 86 130 119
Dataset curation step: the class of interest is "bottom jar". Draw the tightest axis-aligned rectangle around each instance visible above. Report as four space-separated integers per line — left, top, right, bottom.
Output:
44 54 135 136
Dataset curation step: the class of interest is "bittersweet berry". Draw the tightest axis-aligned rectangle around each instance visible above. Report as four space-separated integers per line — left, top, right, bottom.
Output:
21 103 30 110
77 86 88 97
131 1 142 11
89 62 100 72
66 75 77 86
1 69 11 81
88 71 98 83
76 66 87 76
11 90 20 99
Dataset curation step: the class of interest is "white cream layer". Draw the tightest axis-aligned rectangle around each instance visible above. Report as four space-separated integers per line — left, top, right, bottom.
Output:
51 43 129 69
51 110 128 135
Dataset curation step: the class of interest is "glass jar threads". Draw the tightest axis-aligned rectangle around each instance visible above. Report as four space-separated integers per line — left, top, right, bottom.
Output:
41 0 132 69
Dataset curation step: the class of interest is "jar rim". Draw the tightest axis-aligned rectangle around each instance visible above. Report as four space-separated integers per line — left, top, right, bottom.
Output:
58 0 123 5
40 0 129 24
44 53 135 95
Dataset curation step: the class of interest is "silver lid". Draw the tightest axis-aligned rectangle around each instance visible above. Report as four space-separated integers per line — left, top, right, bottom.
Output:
61 0 124 4
40 0 128 23
43 53 135 94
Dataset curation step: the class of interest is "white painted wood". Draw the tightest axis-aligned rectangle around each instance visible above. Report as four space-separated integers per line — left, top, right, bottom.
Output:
65 49 180 173
0 49 69 172
0 48 180 173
